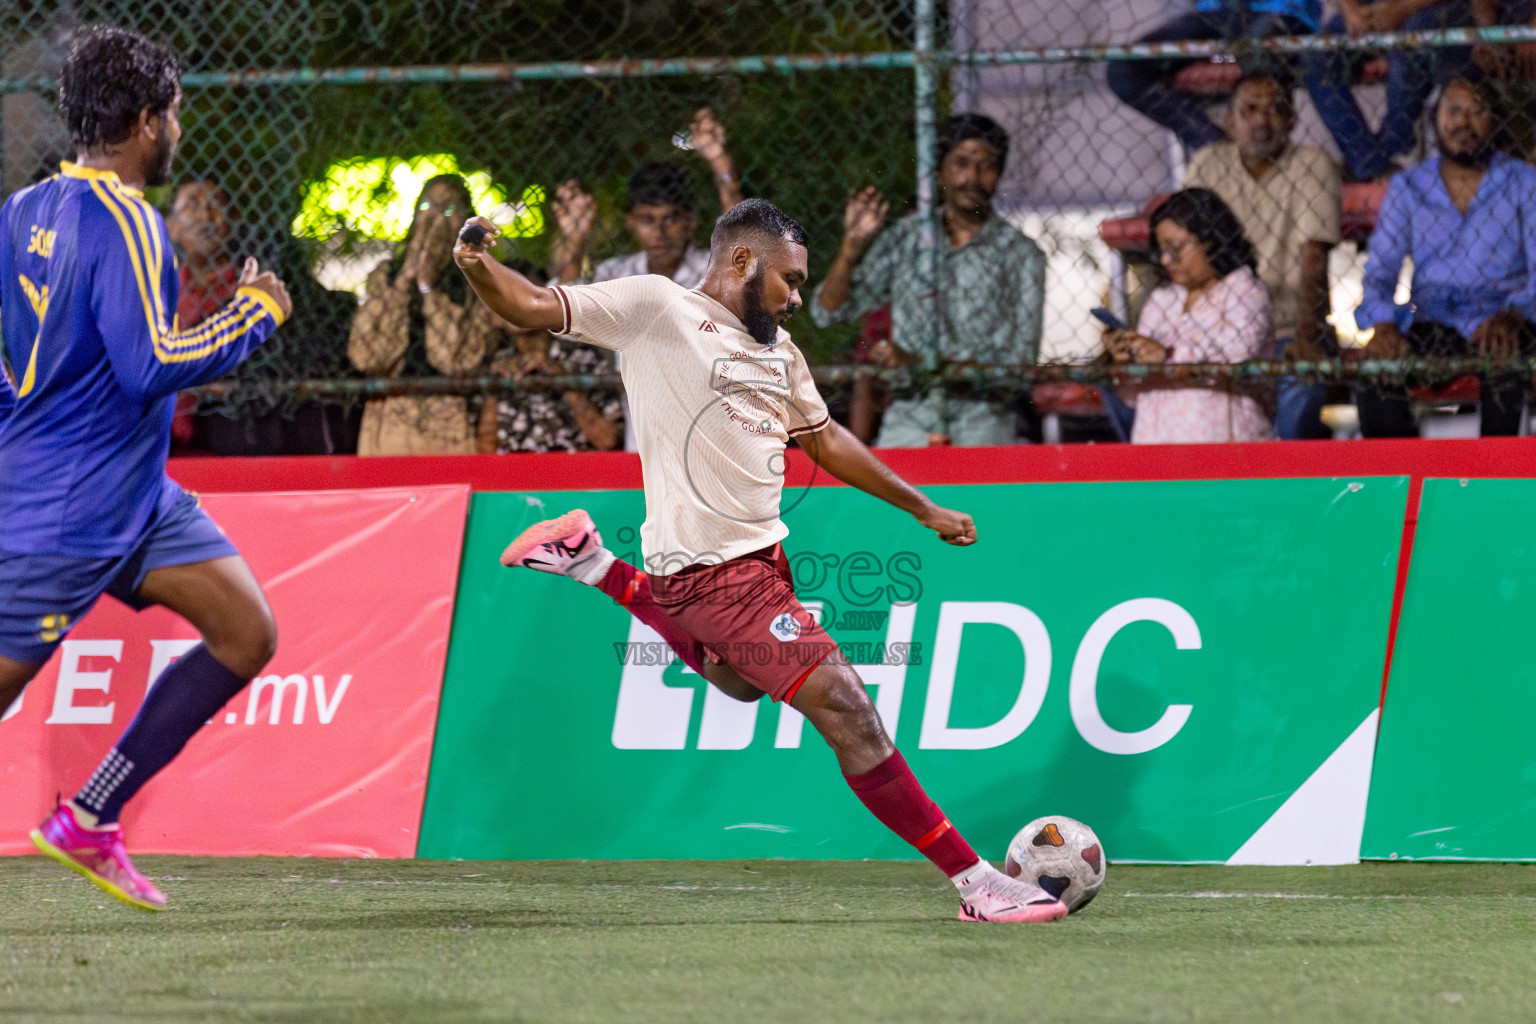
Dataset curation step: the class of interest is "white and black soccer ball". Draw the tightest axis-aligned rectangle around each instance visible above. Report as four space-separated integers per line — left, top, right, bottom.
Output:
1005 815 1106 913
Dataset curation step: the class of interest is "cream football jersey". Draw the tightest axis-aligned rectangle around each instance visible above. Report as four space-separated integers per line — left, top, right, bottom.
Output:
553 275 830 573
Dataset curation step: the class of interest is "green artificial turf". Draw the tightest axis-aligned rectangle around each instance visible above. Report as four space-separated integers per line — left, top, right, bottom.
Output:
3 857 1535 1023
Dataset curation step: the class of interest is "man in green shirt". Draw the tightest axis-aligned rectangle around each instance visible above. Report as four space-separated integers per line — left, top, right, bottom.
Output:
812 113 1045 447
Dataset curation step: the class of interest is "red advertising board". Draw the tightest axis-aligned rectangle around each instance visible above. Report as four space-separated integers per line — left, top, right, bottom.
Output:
0 485 469 858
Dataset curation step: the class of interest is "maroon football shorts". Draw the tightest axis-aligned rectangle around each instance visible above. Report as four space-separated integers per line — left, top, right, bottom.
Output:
647 542 839 703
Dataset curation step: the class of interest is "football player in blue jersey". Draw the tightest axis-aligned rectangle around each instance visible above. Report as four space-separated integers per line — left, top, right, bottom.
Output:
0 358 14 423
0 25 291 910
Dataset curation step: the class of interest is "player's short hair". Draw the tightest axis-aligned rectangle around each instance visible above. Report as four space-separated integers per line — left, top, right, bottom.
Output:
626 163 695 213
710 198 807 254
938 113 1009 174
59 25 181 151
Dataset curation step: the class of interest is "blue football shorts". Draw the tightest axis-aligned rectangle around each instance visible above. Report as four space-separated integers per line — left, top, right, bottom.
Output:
0 488 238 665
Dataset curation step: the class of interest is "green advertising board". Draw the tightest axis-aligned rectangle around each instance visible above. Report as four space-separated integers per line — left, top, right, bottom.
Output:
1365 478 1536 861
421 478 1407 864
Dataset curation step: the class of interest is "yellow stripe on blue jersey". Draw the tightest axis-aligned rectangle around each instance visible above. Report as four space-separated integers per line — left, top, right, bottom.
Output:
83 173 285 365
0 162 284 558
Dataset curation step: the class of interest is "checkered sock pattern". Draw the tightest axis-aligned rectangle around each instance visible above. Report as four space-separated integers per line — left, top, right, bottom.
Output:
73 748 136 818
73 644 250 825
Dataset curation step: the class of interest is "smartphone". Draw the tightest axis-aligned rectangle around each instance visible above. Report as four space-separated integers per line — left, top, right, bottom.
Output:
459 224 490 247
1090 307 1127 331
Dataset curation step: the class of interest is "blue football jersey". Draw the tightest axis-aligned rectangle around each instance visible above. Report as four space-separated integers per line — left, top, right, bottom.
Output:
0 163 284 556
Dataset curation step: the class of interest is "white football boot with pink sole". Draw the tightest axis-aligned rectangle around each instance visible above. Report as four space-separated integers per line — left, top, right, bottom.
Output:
953 862 1068 923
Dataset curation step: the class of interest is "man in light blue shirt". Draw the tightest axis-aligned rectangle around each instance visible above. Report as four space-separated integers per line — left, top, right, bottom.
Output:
1302 0 1497 181
1355 76 1536 436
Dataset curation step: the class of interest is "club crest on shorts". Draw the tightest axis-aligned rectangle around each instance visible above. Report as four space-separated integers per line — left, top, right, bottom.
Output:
769 611 802 642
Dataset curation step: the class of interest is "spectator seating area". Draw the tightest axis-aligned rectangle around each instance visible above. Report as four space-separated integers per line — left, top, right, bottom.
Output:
1169 56 1389 95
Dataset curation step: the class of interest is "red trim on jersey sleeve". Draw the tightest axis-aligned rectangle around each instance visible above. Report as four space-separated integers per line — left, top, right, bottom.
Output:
552 285 572 335
788 413 832 437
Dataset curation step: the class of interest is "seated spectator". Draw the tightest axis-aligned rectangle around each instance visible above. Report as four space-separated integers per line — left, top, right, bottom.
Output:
1354 76 1536 436
1184 71 1340 439
1104 189 1273 444
165 181 239 448
477 322 625 453
547 108 744 287
1107 0 1320 155
812 113 1044 448
168 181 240 325
1302 0 1500 181
348 174 503 455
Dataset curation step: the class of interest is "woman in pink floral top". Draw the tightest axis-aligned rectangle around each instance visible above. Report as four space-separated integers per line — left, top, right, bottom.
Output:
1105 188 1273 444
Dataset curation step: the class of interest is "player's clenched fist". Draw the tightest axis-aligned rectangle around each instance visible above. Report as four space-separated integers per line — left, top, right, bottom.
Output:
238 256 292 319
453 216 500 270
917 504 978 546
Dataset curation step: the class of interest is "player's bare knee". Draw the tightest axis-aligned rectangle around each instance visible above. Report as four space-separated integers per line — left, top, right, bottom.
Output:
796 662 886 743
206 601 277 679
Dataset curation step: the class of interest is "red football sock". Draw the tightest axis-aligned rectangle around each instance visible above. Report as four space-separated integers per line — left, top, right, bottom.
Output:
845 750 981 877
597 559 708 675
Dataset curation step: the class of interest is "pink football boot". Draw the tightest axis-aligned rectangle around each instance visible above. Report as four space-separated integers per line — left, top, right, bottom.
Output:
31 803 166 912
500 509 614 585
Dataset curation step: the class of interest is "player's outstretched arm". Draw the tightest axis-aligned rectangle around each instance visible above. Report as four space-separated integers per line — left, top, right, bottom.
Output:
452 218 566 331
799 420 976 546
99 255 290 404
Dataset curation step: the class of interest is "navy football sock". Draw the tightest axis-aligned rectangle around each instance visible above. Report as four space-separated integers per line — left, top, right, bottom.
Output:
74 644 249 825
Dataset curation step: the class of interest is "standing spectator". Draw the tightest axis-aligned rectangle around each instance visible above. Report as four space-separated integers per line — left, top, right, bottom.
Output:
1184 72 1341 439
547 108 744 288
477 323 625 453
165 180 239 448
1105 189 1274 444
1354 76 1536 436
543 108 745 453
812 113 1045 447
1302 0 1501 181
1107 0 1321 155
348 174 502 455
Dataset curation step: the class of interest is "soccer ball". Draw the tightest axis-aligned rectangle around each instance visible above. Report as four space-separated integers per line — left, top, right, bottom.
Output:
1005 815 1106 913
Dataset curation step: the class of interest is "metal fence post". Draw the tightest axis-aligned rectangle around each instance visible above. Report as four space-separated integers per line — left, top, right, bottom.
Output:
914 0 940 370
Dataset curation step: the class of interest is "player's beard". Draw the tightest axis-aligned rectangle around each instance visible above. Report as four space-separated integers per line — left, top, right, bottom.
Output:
742 270 793 347
147 131 177 187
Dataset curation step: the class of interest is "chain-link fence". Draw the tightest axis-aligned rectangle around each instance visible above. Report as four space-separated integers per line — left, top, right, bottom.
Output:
6 2 1536 450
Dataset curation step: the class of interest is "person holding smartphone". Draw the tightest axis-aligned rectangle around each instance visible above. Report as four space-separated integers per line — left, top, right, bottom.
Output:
1103 189 1274 444
348 174 504 455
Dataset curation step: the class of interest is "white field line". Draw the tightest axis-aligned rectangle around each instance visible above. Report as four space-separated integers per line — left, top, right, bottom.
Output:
1121 891 1536 900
